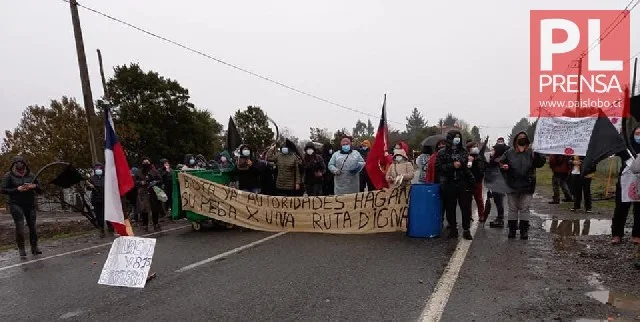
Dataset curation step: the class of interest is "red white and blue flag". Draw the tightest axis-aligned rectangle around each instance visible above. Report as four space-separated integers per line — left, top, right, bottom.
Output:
104 106 135 236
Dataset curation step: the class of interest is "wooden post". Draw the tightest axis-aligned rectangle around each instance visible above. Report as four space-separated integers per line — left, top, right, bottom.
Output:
576 57 582 117
605 157 614 197
70 0 99 165
633 58 638 97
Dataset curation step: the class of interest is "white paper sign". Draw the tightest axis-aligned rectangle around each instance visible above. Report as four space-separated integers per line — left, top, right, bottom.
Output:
98 236 156 288
620 167 640 202
533 117 597 156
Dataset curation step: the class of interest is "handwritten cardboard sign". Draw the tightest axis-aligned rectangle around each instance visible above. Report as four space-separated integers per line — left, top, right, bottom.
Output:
98 236 156 288
178 172 409 234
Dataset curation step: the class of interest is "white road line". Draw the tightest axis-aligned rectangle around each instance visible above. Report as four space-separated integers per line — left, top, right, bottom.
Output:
176 232 287 273
0 224 190 272
419 218 479 322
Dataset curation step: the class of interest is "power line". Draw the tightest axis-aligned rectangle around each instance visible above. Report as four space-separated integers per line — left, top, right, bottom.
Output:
61 0 404 124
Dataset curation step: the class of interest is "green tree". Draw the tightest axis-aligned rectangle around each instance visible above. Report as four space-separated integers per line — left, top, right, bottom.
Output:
332 128 351 149
442 113 458 127
406 108 427 133
105 63 223 164
2 97 94 172
277 127 299 148
366 119 375 137
309 127 332 144
233 106 274 151
470 126 482 143
508 117 532 143
352 120 368 141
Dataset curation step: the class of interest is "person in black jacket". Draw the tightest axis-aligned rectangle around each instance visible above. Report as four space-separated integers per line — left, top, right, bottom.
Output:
233 144 263 193
135 158 162 232
486 138 509 228
612 127 640 245
435 130 475 240
358 140 373 192
500 131 546 240
302 143 326 196
1 156 43 257
322 143 335 196
158 158 173 214
87 163 107 237
467 143 487 222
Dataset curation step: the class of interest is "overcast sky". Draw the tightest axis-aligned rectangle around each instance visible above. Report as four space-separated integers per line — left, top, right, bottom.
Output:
1 0 638 146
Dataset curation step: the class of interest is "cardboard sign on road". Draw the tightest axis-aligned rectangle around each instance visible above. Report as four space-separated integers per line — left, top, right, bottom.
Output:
98 236 156 288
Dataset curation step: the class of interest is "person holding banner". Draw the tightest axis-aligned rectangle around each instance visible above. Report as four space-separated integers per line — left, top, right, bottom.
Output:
500 131 546 240
268 143 303 196
329 137 365 195
385 148 414 189
302 142 326 196
612 127 640 245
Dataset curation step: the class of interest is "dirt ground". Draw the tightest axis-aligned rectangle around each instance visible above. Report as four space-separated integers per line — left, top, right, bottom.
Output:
530 182 640 320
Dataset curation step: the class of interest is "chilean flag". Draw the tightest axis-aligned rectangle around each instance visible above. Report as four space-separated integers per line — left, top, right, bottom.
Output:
365 95 390 190
104 106 135 236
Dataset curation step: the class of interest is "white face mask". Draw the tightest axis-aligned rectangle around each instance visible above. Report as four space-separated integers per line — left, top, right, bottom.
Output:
220 156 227 162
470 147 480 154
393 149 403 155
306 149 314 155
242 150 250 157
94 169 103 176
395 156 403 162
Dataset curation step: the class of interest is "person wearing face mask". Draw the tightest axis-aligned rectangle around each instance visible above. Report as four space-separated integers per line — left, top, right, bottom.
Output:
328 137 365 195
1 156 43 257
233 145 263 194
386 148 414 189
416 145 432 184
158 158 173 214
425 139 447 184
611 127 640 245
466 142 488 222
302 143 326 196
268 139 303 196
500 132 546 240
322 143 335 195
183 154 198 169
87 163 107 237
358 140 374 192
135 157 162 232
486 138 509 229
435 131 475 240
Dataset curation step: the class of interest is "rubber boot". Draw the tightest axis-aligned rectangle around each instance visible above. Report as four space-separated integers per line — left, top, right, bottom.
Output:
448 227 459 239
507 220 517 239
519 220 529 240
463 230 473 240
16 229 27 258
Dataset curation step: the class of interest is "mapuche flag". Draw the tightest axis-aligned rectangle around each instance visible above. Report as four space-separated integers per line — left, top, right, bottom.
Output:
365 95 390 190
226 117 242 152
104 106 135 236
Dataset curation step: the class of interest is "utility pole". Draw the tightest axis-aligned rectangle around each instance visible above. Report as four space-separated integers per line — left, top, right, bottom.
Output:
70 0 99 164
632 58 638 97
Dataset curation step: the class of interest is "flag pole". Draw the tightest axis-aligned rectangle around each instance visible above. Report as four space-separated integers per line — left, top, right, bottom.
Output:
605 157 614 197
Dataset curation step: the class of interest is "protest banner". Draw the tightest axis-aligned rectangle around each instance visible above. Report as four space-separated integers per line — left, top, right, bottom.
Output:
178 172 408 234
98 236 156 288
533 116 622 156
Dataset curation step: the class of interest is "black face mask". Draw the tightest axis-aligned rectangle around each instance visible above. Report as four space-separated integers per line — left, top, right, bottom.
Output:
142 163 151 169
516 138 529 147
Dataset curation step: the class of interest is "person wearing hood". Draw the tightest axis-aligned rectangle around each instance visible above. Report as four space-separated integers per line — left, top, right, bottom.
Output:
548 154 573 204
268 140 303 196
486 137 509 228
612 127 640 245
358 140 374 192
184 154 198 169
328 137 365 195
386 148 415 189
302 143 326 196
435 130 475 240
467 141 488 222
135 157 162 232
500 131 546 240
322 143 335 195
215 151 235 172
87 163 107 237
1 156 42 257
233 144 264 193
158 158 173 214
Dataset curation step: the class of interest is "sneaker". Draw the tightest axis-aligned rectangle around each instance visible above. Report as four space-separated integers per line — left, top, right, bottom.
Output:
462 230 473 240
18 248 27 258
31 246 42 255
489 219 505 229
611 236 622 245
570 207 579 212
448 229 459 239
585 209 593 213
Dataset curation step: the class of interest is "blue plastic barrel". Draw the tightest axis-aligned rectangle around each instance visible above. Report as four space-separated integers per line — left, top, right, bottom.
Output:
407 183 442 238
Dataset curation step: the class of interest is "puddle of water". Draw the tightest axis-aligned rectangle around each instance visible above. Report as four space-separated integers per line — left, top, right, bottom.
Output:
542 219 631 236
584 273 640 313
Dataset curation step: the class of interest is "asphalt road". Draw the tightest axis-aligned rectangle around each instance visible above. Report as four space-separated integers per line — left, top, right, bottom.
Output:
0 221 457 321
0 195 630 322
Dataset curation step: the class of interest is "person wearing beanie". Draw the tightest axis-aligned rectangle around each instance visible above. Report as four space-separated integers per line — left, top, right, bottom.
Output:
358 140 374 192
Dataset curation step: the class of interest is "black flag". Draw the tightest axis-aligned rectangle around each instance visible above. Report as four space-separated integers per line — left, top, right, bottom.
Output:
226 117 242 152
582 111 628 176
49 164 85 188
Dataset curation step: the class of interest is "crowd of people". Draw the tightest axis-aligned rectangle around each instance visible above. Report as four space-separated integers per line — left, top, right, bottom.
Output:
2 127 639 258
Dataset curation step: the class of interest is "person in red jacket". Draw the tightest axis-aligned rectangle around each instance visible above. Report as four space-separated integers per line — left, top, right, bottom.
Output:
425 139 447 183
548 154 573 204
